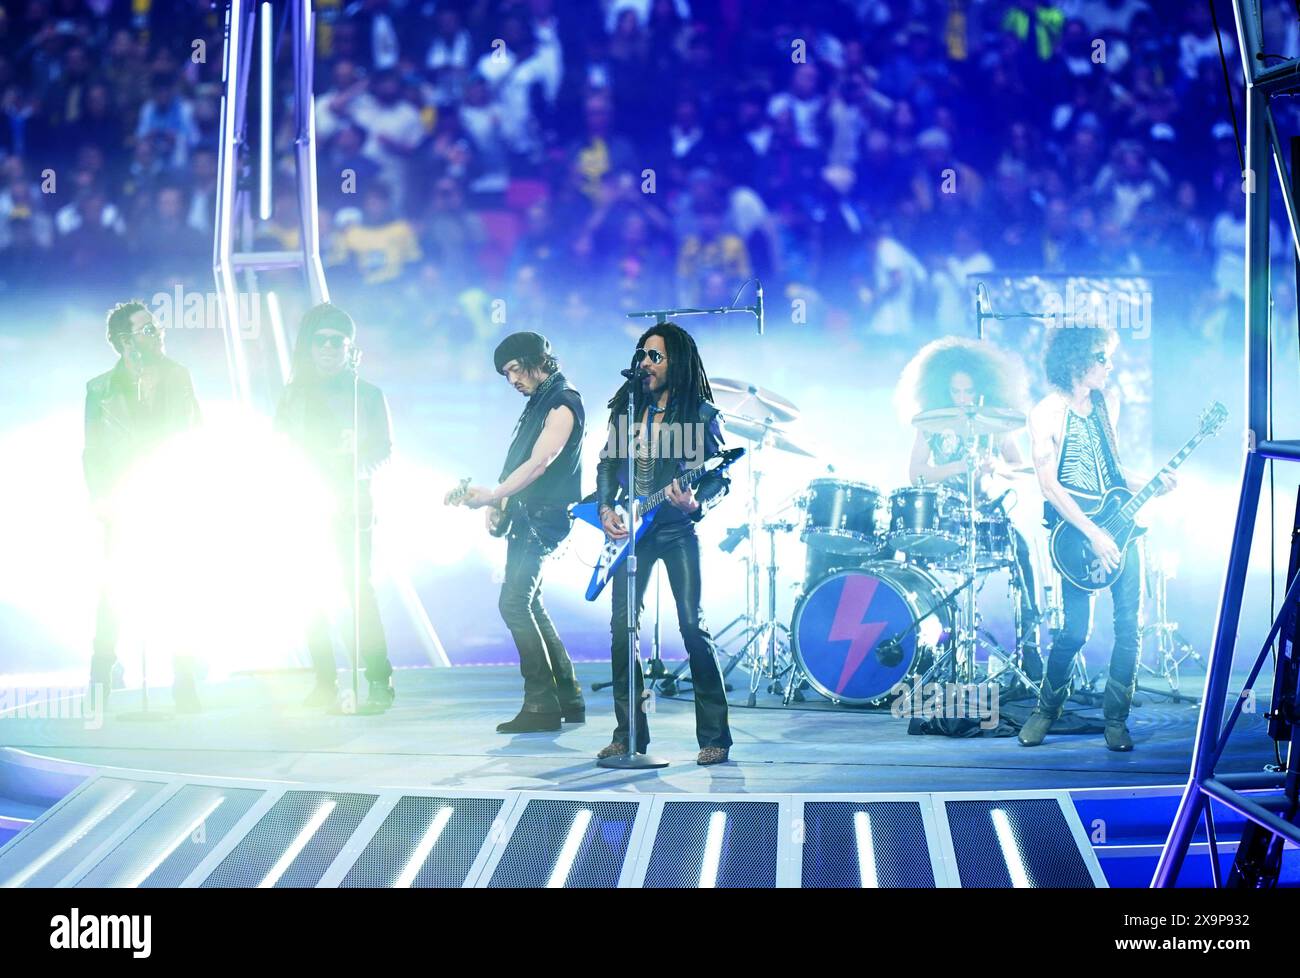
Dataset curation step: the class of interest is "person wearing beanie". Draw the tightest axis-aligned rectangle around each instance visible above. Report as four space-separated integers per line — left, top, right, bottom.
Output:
84 299 202 713
274 302 397 714
447 330 587 733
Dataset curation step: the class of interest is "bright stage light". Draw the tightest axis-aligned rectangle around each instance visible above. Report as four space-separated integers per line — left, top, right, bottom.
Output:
699 810 728 888
853 810 878 888
546 809 593 888
394 806 454 888
125 794 226 888
258 799 336 888
990 807 1031 888
370 456 490 575
0 783 137 888
0 410 103 655
108 402 343 681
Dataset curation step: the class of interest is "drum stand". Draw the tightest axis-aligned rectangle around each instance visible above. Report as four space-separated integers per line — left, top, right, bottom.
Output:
657 446 770 698
1137 563 1203 703
919 447 1042 695
730 520 796 705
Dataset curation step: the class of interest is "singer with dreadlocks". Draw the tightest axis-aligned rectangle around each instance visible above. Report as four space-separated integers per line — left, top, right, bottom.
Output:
594 322 734 765
274 303 396 714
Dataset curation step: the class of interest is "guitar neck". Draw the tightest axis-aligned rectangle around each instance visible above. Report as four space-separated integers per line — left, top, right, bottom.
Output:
642 463 709 511
1119 429 1209 521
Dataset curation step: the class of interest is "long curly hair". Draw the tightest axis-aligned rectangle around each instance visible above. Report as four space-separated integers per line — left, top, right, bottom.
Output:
607 321 714 425
1043 325 1117 393
894 337 1028 423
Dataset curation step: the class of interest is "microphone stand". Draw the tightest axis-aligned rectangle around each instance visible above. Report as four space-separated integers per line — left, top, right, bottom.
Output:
598 364 669 769
352 353 360 709
344 347 364 714
120 368 172 723
617 286 761 697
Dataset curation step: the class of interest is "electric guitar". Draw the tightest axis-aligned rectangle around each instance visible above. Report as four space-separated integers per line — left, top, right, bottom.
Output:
570 447 745 601
444 478 514 538
1049 401 1227 591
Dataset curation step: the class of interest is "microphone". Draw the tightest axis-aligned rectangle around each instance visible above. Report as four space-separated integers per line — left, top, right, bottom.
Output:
974 282 990 337
620 349 649 380
754 279 764 335
876 636 904 668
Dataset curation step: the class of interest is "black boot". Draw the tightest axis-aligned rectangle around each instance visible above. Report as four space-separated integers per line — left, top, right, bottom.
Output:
497 709 562 733
560 702 586 724
362 679 395 713
1103 677 1136 752
1018 679 1071 747
90 657 114 711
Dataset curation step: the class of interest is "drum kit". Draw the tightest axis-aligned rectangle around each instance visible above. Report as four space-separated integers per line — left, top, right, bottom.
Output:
659 377 1046 711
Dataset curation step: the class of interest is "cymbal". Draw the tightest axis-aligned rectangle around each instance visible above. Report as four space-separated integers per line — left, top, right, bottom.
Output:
720 413 817 457
911 405 1026 436
711 377 800 423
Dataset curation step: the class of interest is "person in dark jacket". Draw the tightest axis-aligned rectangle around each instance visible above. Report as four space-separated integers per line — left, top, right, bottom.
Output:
595 322 734 765
450 331 586 733
274 302 396 713
85 300 202 711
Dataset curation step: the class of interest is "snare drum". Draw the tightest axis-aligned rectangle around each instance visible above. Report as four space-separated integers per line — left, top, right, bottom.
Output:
938 512 1016 571
801 478 883 554
974 513 1015 568
887 486 964 558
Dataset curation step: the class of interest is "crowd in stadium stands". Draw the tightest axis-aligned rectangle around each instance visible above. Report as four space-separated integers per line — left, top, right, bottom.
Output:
0 0 1293 355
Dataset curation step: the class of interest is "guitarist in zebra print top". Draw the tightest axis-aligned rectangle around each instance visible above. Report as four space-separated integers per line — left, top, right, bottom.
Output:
1021 326 1175 752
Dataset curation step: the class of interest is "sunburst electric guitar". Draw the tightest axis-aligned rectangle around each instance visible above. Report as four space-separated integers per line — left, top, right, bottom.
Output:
1049 401 1227 591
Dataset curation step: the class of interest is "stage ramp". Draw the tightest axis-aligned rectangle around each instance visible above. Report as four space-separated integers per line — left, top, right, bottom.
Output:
0 772 1105 888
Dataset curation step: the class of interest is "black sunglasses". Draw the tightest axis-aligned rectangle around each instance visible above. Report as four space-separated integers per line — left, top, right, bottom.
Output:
122 323 159 340
313 333 347 349
636 348 666 365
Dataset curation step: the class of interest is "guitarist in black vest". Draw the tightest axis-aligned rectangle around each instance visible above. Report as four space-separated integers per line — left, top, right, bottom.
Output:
1021 327 1174 751
595 323 733 765
451 332 587 733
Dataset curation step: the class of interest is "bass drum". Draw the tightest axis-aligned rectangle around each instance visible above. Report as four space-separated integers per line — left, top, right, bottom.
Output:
792 564 953 706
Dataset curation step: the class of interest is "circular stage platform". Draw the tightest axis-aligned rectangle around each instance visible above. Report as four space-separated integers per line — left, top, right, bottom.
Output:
0 664 1280 889
0 662 1270 795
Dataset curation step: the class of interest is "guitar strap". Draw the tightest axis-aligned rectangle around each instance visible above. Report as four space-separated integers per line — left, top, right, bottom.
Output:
1089 388 1126 488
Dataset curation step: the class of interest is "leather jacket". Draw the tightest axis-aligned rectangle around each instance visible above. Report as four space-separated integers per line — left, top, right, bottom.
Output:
596 398 730 531
83 355 201 505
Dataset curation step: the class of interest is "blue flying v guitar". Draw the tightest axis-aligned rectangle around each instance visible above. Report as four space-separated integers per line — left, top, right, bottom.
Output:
570 447 745 601
1049 401 1227 591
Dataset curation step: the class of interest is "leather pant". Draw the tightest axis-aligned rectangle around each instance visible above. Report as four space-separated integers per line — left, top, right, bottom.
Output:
609 520 732 750
499 531 584 714
91 521 196 689
1043 541 1143 695
307 521 392 684
1011 527 1043 679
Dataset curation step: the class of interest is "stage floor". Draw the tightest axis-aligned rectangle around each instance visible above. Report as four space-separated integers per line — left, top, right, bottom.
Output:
0 663 1275 795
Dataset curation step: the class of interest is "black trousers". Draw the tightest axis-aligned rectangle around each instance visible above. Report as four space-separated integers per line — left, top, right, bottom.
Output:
308 522 392 684
609 520 732 750
499 531 584 714
91 522 195 688
1044 541 1143 691
1011 527 1044 679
